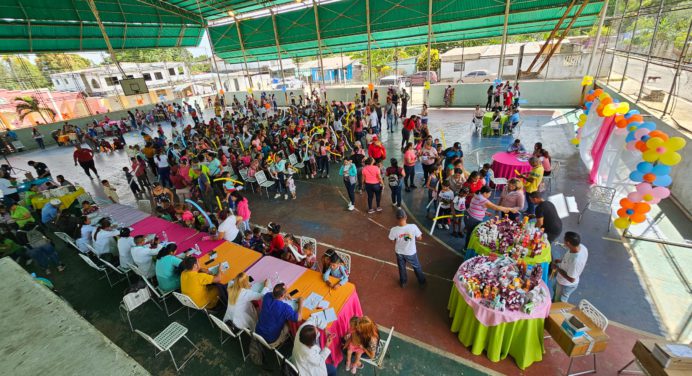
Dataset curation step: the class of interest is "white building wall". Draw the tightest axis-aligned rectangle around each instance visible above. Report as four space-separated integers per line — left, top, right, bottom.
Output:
441 53 592 82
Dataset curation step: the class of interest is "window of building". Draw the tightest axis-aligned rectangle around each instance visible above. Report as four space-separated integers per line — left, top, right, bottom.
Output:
91 79 100 89
105 76 119 86
504 58 514 66
154 72 163 80
126 75 134 79
178 67 184 75
142 73 152 81
168 68 176 76
453 62 465 72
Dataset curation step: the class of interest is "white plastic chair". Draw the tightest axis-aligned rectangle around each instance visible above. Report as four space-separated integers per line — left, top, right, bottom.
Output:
299 236 317 257
288 153 305 174
578 186 616 232
275 349 300 375
334 250 352 276
135 268 182 317
251 331 282 366
98 256 131 286
239 168 256 193
209 314 248 361
361 326 395 373
564 300 608 376
54 231 80 252
173 291 212 324
137 199 153 214
119 287 153 331
542 160 560 193
254 170 275 198
490 176 508 198
78 253 120 287
135 322 199 372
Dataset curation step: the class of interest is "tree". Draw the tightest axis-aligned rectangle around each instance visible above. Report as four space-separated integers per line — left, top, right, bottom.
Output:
103 47 195 64
190 55 211 74
1 57 50 89
14 95 56 124
416 48 441 72
35 53 92 80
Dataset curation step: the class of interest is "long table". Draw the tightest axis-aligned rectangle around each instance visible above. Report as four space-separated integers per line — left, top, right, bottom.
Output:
200 242 263 285
98 204 150 227
130 216 224 257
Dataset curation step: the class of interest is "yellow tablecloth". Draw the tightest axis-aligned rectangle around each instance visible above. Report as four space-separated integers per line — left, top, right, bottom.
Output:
31 187 85 210
202 242 263 284
288 269 356 322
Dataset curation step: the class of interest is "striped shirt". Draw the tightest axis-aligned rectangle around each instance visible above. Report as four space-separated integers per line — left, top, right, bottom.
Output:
467 194 489 221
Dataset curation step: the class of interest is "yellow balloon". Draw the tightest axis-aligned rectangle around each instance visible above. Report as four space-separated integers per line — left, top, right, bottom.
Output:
571 138 580 145
642 150 659 162
667 137 687 151
660 152 681 166
602 104 617 117
614 217 631 229
616 102 630 114
579 114 587 122
645 137 665 149
599 93 609 101
577 121 585 128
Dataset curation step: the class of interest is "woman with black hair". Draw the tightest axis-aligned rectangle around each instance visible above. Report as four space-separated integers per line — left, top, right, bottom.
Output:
155 243 182 292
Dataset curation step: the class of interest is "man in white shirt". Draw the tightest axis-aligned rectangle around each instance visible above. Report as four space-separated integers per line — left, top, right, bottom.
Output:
131 235 163 279
117 228 136 269
388 209 426 288
217 212 243 244
551 231 588 303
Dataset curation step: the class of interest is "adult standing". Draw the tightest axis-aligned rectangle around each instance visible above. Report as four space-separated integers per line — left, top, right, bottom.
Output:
388 209 426 287
401 115 416 150
402 142 418 191
385 97 395 133
32 128 45 150
362 157 384 214
498 178 525 221
350 142 366 194
518 157 544 215
154 150 171 188
73 145 100 179
400 88 410 118
27 160 51 179
339 158 357 211
551 232 588 303
217 210 243 244
0 172 19 205
464 186 517 249
385 158 405 208
418 139 438 185
367 135 386 163
529 191 563 244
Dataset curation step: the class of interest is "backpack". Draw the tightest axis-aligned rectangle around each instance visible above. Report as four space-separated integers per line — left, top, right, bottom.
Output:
388 171 400 187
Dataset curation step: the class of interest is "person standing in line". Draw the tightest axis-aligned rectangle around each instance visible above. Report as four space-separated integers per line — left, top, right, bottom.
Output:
388 209 426 288
73 145 99 179
551 232 588 303
32 128 45 150
400 88 409 118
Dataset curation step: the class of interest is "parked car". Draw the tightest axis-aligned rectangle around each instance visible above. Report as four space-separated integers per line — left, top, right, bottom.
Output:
457 70 496 83
379 75 407 90
272 78 303 90
406 71 438 86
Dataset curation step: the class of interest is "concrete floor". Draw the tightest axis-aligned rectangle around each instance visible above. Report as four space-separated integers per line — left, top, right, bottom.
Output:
7 105 686 374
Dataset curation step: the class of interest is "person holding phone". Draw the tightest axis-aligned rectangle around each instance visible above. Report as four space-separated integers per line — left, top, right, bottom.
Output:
292 319 337 376
256 283 303 348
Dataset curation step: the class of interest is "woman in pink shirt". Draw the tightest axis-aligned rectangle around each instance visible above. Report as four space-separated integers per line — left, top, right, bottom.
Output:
362 157 384 214
464 186 517 249
403 142 418 191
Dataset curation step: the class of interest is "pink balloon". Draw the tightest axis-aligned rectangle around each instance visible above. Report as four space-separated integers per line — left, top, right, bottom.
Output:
628 192 643 202
632 182 670 204
652 187 670 200
626 140 638 151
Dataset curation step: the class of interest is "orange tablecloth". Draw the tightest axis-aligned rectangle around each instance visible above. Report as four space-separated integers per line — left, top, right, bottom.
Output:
288 269 355 323
199 242 263 284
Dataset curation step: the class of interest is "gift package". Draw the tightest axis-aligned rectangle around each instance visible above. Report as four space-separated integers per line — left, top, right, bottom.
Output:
476 216 548 259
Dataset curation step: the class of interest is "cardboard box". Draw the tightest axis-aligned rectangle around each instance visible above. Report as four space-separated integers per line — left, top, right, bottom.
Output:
632 340 690 376
545 302 609 357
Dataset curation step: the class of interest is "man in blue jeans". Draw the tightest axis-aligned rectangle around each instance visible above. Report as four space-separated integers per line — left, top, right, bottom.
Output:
388 209 426 288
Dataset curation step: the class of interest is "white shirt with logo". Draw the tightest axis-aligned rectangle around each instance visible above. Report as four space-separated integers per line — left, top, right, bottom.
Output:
388 224 422 256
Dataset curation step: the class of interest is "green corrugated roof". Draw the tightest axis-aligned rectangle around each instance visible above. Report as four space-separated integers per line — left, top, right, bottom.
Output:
211 0 604 63
0 0 603 61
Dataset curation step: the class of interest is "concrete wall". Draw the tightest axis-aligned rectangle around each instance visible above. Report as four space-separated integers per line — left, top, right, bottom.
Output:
428 79 583 108
600 84 691 215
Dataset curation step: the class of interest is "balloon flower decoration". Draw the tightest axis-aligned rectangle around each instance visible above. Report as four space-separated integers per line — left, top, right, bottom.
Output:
574 88 631 145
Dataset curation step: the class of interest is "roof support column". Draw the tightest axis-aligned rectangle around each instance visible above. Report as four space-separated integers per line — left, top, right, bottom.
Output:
312 0 327 100
498 0 511 79
425 0 432 104
206 28 225 95
86 0 126 76
586 0 609 76
536 0 590 75
366 0 372 91
234 17 254 91
663 19 692 116
270 9 288 103
636 0 664 102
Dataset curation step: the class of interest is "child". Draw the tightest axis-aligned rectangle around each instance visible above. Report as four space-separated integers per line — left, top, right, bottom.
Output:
344 316 379 374
452 186 470 238
303 242 317 270
249 227 266 253
101 180 119 203
323 252 348 288
282 234 305 265
436 182 454 230
241 230 253 248
123 167 143 199
480 163 495 186
286 172 296 200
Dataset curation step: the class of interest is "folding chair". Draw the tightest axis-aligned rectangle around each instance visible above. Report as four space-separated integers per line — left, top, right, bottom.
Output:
98 256 131 286
119 287 154 331
361 326 395 375
299 236 317 258
251 331 282 366
490 176 508 198
564 300 608 376
172 291 212 324
132 264 183 317
275 349 300 375
77 253 121 288
288 154 305 177
334 250 352 276
209 314 248 361
578 186 616 232
254 171 275 198
54 231 80 252
238 168 256 193
135 322 199 372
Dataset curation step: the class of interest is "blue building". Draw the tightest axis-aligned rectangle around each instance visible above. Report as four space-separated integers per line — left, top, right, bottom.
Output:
302 56 358 83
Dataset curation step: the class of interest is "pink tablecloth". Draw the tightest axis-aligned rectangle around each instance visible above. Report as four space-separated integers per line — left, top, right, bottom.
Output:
491 152 532 180
130 217 223 257
245 256 307 288
453 267 551 327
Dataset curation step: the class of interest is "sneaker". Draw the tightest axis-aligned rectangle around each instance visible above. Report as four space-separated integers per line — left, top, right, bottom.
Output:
437 223 444 229
444 224 450 230
274 193 281 199
284 194 288 200
392 202 397 206
45 269 51 275
411 184 418 189
376 207 383 212
345 364 351 372
367 209 375 214
348 204 355 211
58 265 66 272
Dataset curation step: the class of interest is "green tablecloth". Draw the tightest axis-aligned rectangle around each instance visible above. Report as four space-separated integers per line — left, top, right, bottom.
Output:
467 225 552 265
448 287 545 369
482 112 508 136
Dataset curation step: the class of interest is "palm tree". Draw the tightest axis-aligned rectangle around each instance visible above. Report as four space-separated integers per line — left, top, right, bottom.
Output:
14 95 55 124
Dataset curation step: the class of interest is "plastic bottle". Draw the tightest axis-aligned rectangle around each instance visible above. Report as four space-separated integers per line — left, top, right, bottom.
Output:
161 231 168 242
194 243 201 254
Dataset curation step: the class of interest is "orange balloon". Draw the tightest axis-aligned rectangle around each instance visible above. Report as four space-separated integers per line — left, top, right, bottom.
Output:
616 119 628 128
643 173 656 183
620 198 633 208
614 115 624 123
617 208 629 217
601 97 613 106
634 202 651 213
593 89 603 97
585 94 595 102
630 213 647 223
648 130 668 141
635 141 648 152
627 115 644 123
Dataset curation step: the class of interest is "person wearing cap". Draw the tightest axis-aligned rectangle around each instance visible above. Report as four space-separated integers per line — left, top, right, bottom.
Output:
388 209 426 288
41 199 62 226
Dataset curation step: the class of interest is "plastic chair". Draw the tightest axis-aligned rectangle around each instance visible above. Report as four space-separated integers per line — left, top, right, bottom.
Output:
254 171 275 198
98 256 131 286
299 236 317 257
119 287 153 331
542 160 560 193
564 300 608 376
54 231 80 252
251 331 282 366
490 121 501 136
288 154 305 175
136 269 182 317
490 176 508 198
137 199 153 214
239 168 256 193
361 326 395 374
208 314 248 361
275 349 300 375
78 253 120 287
135 322 199 372
172 291 213 324
578 186 616 232
334 250 352 276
